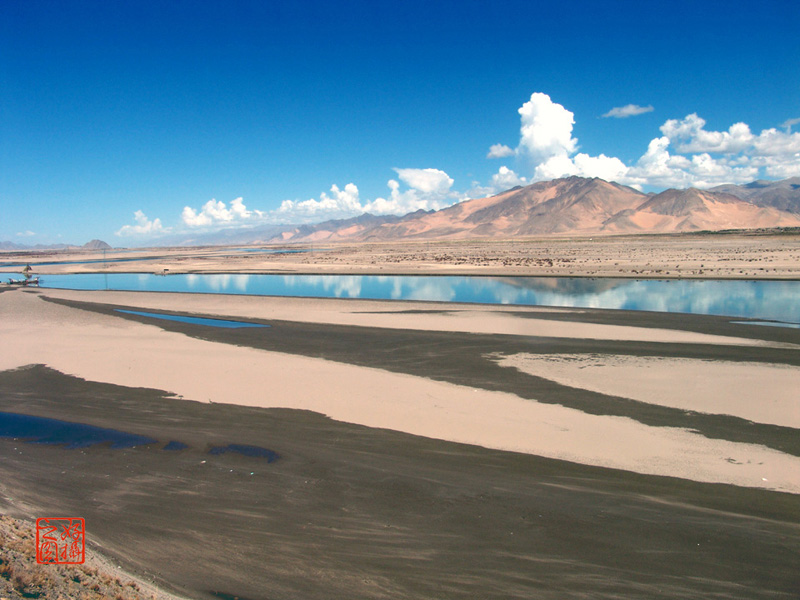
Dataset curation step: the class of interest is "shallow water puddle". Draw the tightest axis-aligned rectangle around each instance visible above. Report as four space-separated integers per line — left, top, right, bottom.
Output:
208 444 280 461
115 309 270 329
730 320 800 329
0 411 157 449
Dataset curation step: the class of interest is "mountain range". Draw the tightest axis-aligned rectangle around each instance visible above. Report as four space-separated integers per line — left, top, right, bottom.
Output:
0 239 112 252
710 177 800 213
272 176 800 243
3 178 799 249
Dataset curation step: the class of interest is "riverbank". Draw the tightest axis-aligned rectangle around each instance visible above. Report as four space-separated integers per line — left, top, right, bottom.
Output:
0 515 187 600
2 286 799 598
3 232 800 279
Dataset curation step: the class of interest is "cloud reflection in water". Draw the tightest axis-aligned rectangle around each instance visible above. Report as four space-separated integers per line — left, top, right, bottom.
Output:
7 272 799 322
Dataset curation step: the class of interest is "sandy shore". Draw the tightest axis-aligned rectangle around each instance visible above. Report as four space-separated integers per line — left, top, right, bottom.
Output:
3 231 800 278
2 287 798 493
496 353 800 428
2 284 799 598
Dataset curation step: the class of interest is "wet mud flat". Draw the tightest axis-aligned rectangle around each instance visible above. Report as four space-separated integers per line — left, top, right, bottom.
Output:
46 295 800 457
1 365 799 600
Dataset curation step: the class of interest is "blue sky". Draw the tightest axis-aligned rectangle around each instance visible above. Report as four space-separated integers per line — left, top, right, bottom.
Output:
2 0 799 245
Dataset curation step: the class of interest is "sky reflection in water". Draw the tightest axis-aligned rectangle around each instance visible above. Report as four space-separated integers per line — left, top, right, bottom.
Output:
4 272 799 323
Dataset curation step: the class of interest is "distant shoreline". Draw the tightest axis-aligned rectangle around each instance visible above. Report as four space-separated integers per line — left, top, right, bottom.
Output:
2 232 799 280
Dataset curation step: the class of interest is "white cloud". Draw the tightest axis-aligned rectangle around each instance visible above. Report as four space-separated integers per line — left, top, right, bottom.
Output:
758 155 800 179
264 169 464 224
660 114 755 154
16 230 35 237
230 197 251 219
393 168 454 194
364 168 464 215
182 197 261 228
517 92 578 164
782 117 800 133
505 93 800 190
116 210 167 237
491 166 528 191
572 153 629 180
487 143 515 159
275 183 363 222
533 155 578 180
751 127 800 156
620 135 759 189
513 93 629 183
602 104 654 118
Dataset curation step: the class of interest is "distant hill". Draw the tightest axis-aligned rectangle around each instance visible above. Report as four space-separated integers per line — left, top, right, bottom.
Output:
603 188 800 233
270 176 800 243
0 241 73 251
0 239 112 251
710 177 800 213
83 239 112 250
150 223 294 247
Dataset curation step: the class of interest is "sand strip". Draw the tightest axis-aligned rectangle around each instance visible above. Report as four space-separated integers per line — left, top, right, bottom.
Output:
2 288 799 493
494 353 800 428
34 288 779 347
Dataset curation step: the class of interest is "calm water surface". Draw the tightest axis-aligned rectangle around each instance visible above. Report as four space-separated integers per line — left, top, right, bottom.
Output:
3 272 799 323
115 309 270 328
0 411 157 449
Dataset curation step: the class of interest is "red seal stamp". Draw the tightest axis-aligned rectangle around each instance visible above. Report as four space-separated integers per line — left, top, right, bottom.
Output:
36 518 85 564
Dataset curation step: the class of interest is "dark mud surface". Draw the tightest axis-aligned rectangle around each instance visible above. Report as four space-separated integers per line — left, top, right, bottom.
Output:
1 365 799 599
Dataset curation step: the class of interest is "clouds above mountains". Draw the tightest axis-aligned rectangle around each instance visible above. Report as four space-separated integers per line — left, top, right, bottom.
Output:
182 198 258 228
116 210 167 237
275 168 462 223
488 92 800 191
117 169 465 237
506 93 628 183
116 91 800 238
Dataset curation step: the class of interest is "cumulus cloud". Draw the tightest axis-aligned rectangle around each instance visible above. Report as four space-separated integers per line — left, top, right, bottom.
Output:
116 210 168 237
660 114 755 154
364 168 464 215
491 166 528 191
510 93 630 183
572 153 629 180
487 143 515 159
497 92 800 189
16 230 35 237
270 170 464 223
620 136 760 189
393 168 454 194
639 113 800 184
182 197 261 228
517 92 578 164
275 183 363 222
602 104 654 118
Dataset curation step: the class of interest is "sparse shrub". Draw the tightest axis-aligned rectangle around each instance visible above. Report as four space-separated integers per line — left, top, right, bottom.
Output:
0 559 12 579
12 568 46 598
80 564 98 576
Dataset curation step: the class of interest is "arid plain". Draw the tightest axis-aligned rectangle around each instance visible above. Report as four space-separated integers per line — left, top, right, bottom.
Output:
1 234 799 599
8 231 800 279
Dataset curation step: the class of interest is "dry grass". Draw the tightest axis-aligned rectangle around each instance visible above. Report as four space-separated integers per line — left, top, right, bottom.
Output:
0 515 165 600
